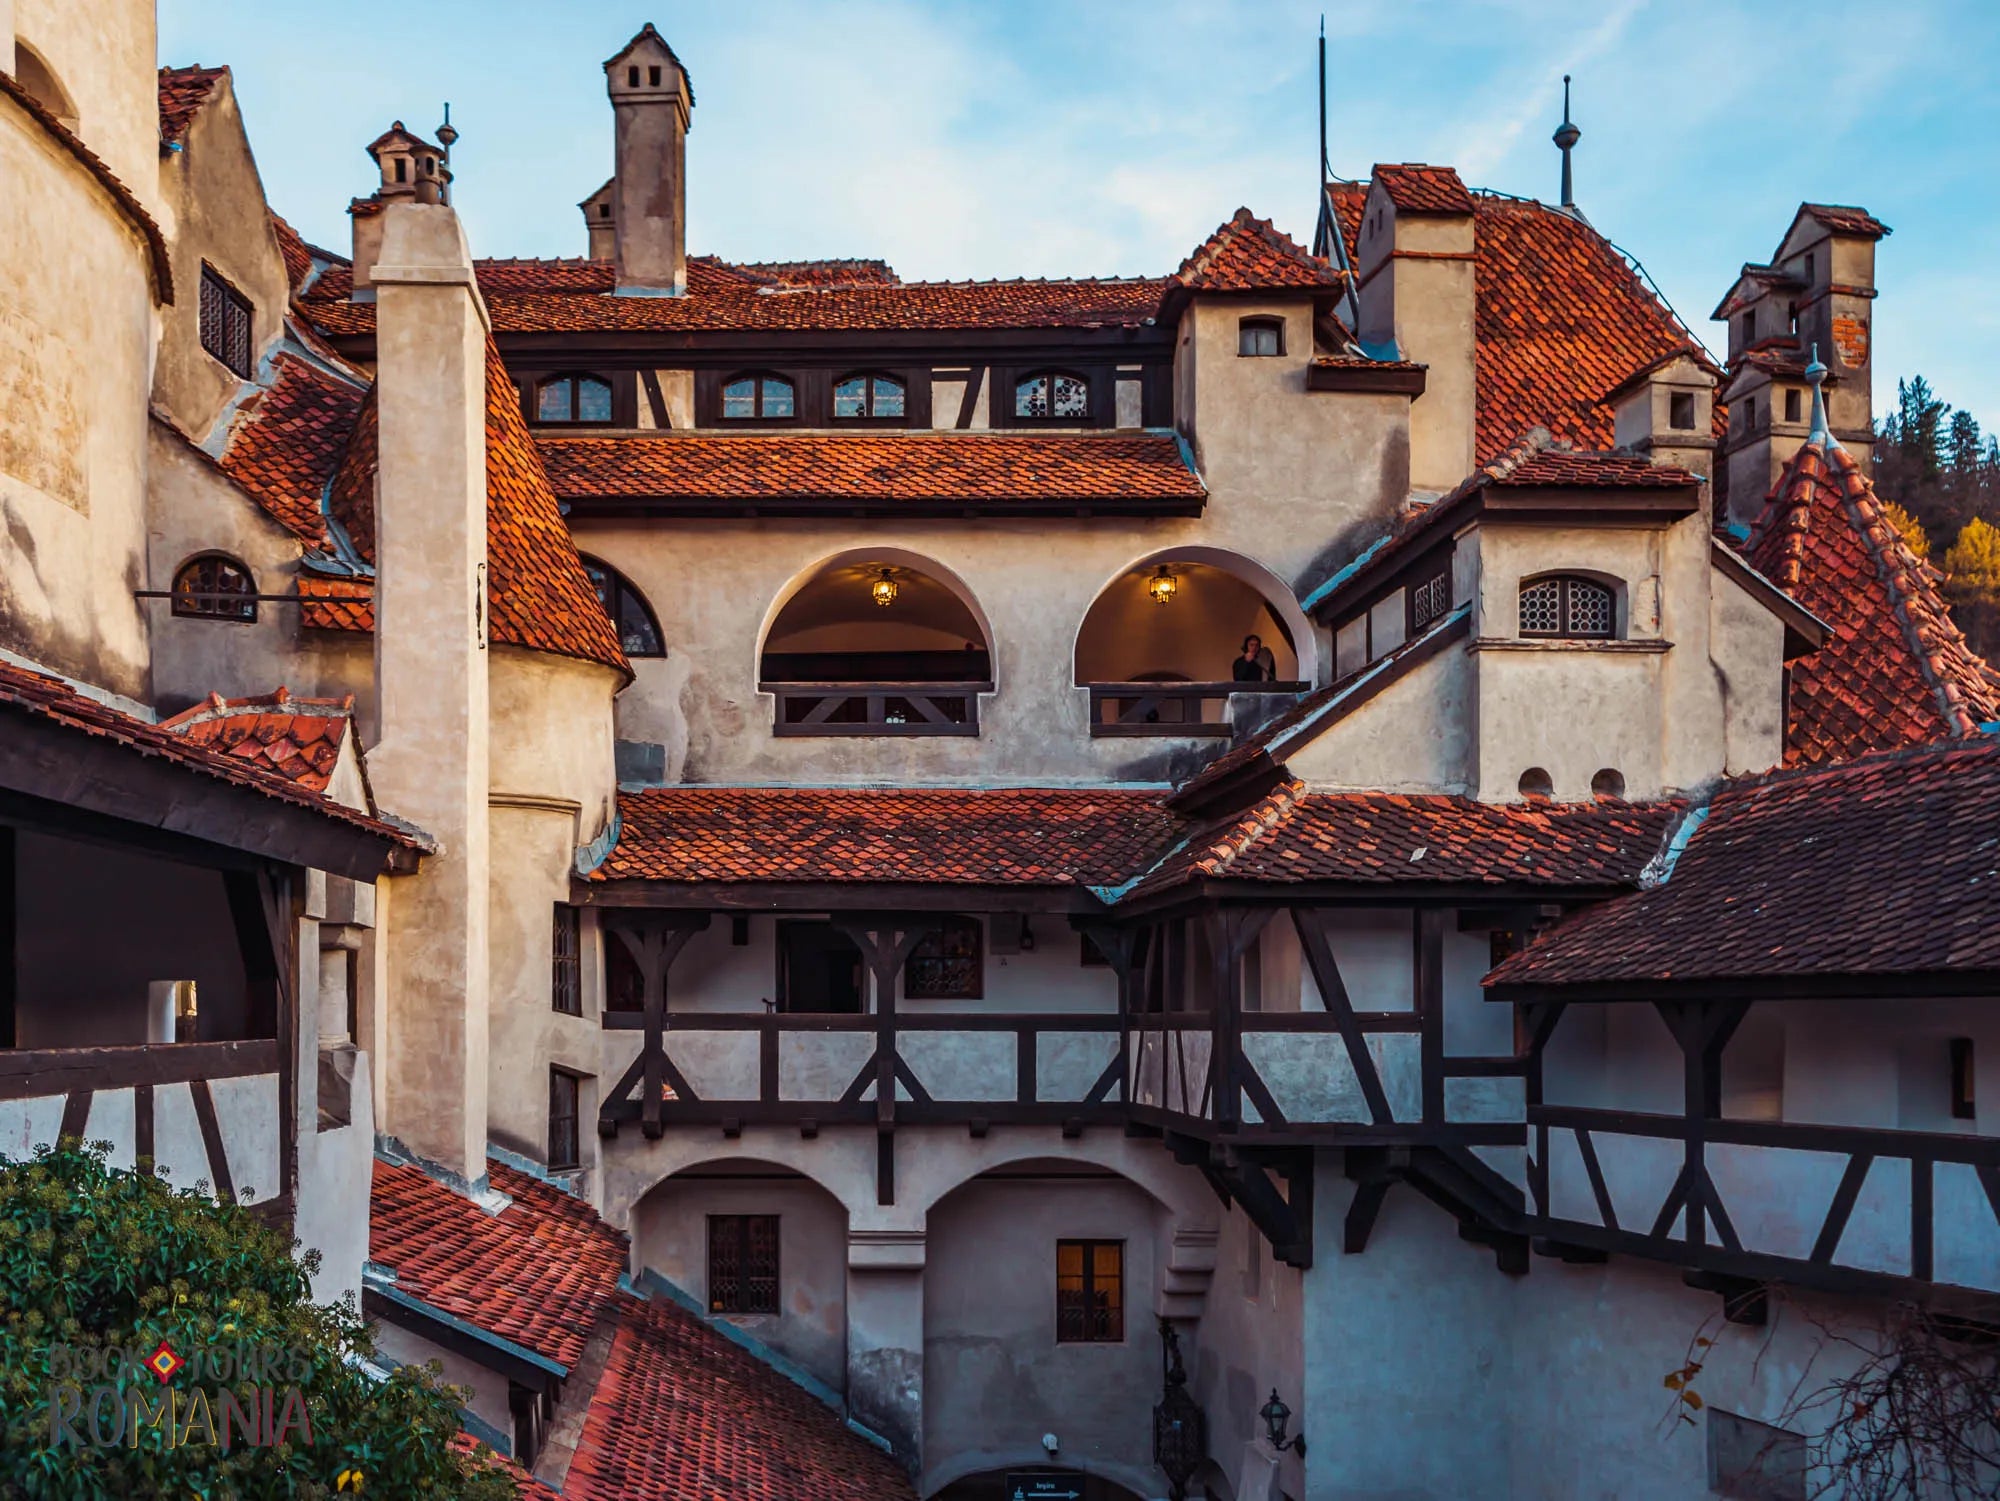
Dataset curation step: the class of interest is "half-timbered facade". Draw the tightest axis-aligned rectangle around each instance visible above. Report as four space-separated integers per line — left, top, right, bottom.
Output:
6 7 1998 1498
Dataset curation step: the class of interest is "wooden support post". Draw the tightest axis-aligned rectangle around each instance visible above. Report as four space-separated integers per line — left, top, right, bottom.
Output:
602 913 709 1138
1291 907 1394 1125
833 914 941 1208
1416 908 1445 1124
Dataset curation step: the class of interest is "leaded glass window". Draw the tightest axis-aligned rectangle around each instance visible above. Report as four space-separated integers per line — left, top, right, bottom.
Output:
1014 371 1089 420
904 917 983 999
1519 576 1616 640
1409 569 1450 632
834 373 906 419
171 555 256 622
709 1215 780 1314
536 373 613 424
199 266 254 378
581 556 665 658
1056 1240 1123 1342
721 374 794 420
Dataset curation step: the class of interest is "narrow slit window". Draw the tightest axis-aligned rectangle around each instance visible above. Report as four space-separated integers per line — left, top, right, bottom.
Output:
551 905 582 1016
547 1069 581 1170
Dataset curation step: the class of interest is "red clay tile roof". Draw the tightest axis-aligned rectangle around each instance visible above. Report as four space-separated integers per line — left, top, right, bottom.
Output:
733 257 899 287
158 688 356 795
1171 208 1342 294
0 657 418 847
537 431 1205 510
1120 779 1675 900
1746 439 2000 764
1329 182 1708 461
268 211 318 294
157 65 226 145
216 353 367 548
1801 203 1891 240
1487 737 2000 992
368 1157 628 1373
594 787 1190 887
1372 163 1475 215
298 573 375 633
306 252 772 305
563 1292 917 1501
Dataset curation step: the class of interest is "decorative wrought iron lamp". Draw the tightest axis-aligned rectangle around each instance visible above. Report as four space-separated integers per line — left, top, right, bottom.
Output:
1147 566 1178 606
1153 1318 1206 1501
1259 1389 1307 1457
870 568 899 607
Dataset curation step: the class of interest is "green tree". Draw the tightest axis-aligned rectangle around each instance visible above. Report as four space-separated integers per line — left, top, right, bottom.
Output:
0 1141 520 1500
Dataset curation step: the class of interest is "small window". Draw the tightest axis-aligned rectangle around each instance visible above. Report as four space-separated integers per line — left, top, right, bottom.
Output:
548 1069 581 1170
905 917 983 1000
709 1215 780 1314
1784 388 1802 424
1743 395 1757 431
833 373 906 420
1669 392 1696 430
580 555 665 658
1519 576 1615 640
1238 318 1284 357
1056 1240 1123 1343
552 905 582 1016
1802 251 1815 283
1591 768 1626 801
648 65 662 87
1014 371 1089 421
199 266 254 379
1517 767 1554 802
171 555 257 622
721 374 795 420
1739 312 1754 347
536 373 614 425
1408 568 1451 632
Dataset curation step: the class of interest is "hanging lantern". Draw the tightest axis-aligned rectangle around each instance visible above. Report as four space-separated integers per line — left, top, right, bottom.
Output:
1147 566 1178 606
1153 1318 1206 1501
870 569 899 607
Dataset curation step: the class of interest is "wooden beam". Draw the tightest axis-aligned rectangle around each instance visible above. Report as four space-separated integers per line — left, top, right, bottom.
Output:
1290 907 1394 1126
0 826 13 1049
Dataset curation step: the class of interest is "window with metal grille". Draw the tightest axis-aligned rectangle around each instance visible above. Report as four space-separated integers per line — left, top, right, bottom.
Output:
1014 370 1089 420
547 1069 581 1170
1408 569 1450 632
1519 576 1615 640
199 265 253 378
708 1215 780 1314
1238 317 1284 357
905 917 983 999
1056 1239 1123 1343
551 905 582 1016
171 554 256 622
721 373 795 420
833 373 906 419
535 372 613 424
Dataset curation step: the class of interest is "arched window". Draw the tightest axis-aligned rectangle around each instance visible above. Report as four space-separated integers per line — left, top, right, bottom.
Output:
1238 317 1284 357
1518 575 1615 640
833 373 906 420
721 373 795 420
581 556 664 658
1014 370 1089 421
172 555 257 622
536 373 613 425
16 43 78 131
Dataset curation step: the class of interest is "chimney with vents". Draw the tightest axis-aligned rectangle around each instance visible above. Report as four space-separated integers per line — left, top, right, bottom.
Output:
603 24 693 295
579 179 616 260
366 200 492 1185
350 121 448 297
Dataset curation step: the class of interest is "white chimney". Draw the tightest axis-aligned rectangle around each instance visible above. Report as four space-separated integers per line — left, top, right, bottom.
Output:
603 23 693 295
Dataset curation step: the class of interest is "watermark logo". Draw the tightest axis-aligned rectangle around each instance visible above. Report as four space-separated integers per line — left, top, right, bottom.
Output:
44 1338 315 1452
144 1341 184 1383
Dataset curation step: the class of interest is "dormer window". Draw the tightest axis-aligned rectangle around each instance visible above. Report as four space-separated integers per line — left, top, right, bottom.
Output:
1519 575 1615 640
199 266 254 379
1669 392 1696 430
722 374 795 420
1238 318 1284 357
1014 371 1089 421
834 373 906 420
536 373 613 425
172 554 257 622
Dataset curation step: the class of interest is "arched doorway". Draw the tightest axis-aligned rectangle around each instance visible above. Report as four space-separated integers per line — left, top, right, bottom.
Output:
1075 549 1314 736
760 549 994 735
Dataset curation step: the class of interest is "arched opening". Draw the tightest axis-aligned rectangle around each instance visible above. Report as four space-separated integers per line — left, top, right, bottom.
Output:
580 554 664 657
16 43 79 131
1518 572 1619 640
1075 549 1313 736
759 550 994 736
171 553 257 622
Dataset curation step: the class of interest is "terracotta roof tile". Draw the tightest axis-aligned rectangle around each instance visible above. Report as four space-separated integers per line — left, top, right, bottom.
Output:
0 658 417 847
594 787 1191 886
730 257 900 287
268 211 317 294
157 687 356 795
298 573 374 633
1488 737 2000 990
369 1158 627 1372
1745 439 2000 764
1171 208 1342 294
216 353 367 548
157 65 226 145
537 431 1205 509
1372 163 1475 215
564 1293 917 1501
1801 203 1891 240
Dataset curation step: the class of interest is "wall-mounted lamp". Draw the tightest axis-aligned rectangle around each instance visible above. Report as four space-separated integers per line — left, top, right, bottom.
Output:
1260 1389 1306 1457
870 569 899 607
1147 566 1178 606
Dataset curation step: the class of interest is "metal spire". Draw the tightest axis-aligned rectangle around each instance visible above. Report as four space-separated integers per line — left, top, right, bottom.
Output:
1553 74 1581 211
1805 343 1836 448
435 103 457 204
1309 17 1364 331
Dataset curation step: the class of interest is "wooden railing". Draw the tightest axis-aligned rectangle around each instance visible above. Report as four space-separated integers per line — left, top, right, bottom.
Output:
765 681 988 737
0 1038 280 1101
1087 681 1308 737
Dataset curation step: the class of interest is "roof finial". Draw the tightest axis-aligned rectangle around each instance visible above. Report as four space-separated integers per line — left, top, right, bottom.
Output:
1553 74 1581 211
435 103 457 204
1805 343 1836 448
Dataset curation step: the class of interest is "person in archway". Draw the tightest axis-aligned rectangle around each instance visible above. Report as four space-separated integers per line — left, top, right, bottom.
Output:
1232 634 1276 683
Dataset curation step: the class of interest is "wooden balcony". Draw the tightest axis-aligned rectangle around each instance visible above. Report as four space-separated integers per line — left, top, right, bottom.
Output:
1087 680 1308 737
765 681 988 737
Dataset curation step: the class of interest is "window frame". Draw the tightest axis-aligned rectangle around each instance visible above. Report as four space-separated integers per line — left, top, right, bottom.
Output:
831 371 909 423
532 371 616 427
903 916 984 1000
551 904 583 1016
171 553 258 623
547 1067 582 1171
1237 316 1286 358
1518 574 1617 641
708 1214 781 1315
1055 1238 1124 1344
1669 391 1697 431
579 555 665 659
718 371 798 422
1407 566 1451 635
1011 369 1093 424
199 264 255 379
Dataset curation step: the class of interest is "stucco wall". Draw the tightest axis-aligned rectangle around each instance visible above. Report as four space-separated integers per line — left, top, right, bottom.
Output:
1190 1201 1307 1501
14 0 158 205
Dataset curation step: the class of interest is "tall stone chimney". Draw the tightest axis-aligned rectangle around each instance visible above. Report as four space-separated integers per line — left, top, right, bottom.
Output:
604 23 693 295
579 179 616 260
366 202 491 1184
1356 163 1477 493
350 121 447 296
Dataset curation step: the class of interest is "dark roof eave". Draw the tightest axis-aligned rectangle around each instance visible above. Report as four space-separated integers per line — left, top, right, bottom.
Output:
559 493 1206 520
1486 967 2000 1006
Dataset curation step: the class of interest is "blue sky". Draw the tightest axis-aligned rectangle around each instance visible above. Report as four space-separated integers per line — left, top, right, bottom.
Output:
160 0 2000 425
